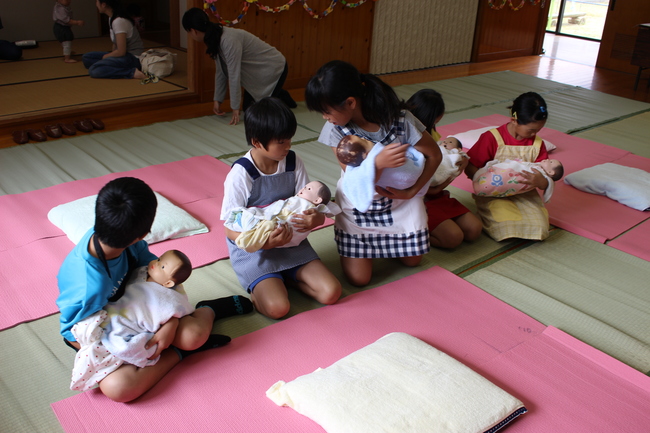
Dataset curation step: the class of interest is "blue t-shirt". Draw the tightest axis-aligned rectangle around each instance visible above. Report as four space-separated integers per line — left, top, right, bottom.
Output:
56 229 157 341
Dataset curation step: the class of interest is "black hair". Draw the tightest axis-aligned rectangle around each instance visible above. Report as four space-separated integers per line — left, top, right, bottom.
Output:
94 177 157 249
182 7 223 60
314 181 331 205
549 163 564 182
406 89 445 134
244 97 297 149
509 92 548 125
101 0 135 25
169 250 192 285
305 60 405 130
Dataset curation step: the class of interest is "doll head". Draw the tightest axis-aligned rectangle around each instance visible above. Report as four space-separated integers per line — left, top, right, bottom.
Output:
147 250 192 288
297 181 331 205
539 159 564 181
336 134 374 167
439 137 462 151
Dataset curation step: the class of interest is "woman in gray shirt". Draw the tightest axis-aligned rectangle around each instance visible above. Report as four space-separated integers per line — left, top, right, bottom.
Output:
183 7 296 125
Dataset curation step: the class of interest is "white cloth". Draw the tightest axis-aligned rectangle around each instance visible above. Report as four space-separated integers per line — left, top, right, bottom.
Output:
101 267 194 368
267 332 527 433
341 143 425 213
224 196 341 251
430 145 466 186
564 162 650 211
70 310 124 391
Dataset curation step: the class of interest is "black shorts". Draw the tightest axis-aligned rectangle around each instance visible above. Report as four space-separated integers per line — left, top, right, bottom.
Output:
53 22 74 43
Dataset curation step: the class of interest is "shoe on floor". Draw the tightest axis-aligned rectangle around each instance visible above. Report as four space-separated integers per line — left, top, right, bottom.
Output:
58 123 77 135
73 119 93 133
27 129 47 142
85 118 105 130
45 124 63 138
12 130 29 144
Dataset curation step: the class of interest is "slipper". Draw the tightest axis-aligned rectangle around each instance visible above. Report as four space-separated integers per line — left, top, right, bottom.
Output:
45 124 63 138
85 118 105 130
140 71 159 85
73 119 93 133
27 129 47 142
12 130 29 145
58 123 77 136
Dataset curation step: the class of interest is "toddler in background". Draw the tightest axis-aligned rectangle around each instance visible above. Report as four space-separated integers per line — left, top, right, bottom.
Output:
53 0 84 63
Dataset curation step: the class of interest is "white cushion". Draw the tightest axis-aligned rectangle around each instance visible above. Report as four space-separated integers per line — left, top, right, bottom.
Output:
48 192 209 245
451 126 557 151
267 332 527 433
564 163 650 211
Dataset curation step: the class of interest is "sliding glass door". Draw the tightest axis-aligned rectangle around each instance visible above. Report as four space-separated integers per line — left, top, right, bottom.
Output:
546 0 609 40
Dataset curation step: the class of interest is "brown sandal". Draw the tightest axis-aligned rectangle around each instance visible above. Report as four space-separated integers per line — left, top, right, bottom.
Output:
59 123 77 136
73 119 93 133
27 129 47 142
85 118 105 130
12 130 29 144
45 124 63 138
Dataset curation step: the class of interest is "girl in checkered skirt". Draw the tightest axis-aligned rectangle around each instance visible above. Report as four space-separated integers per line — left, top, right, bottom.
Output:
305 61 442 286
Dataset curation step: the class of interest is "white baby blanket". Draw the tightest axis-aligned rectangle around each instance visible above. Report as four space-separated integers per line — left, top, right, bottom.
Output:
225 197 341 252
564 163 650 211
342 143 426 212
267 332 527 433
430 145 466 186
101 267 194 368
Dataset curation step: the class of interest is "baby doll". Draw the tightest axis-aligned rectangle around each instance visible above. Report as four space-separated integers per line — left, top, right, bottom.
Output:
336 134 426 212
225 181 341 252
430 136 467 186
473 158 563 202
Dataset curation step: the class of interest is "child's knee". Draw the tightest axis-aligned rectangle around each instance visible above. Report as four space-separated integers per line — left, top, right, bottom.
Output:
99 373 140 403
315 281 342 305
259 297 291 320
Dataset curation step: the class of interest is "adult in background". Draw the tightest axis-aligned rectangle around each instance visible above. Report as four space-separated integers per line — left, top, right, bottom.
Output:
82 0 148 80
182 7 297 125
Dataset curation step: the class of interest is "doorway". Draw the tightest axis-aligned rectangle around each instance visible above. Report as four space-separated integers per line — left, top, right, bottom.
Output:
545 0 609 40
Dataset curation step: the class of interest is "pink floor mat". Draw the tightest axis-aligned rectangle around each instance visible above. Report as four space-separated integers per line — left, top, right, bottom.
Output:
438 115 649 243
0 156 230 330
51 267 650 433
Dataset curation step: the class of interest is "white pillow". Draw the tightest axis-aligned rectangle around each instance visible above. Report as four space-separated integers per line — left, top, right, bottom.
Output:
267 332 527 433
564 163 650 211
450 126 557 151
48 192 209 245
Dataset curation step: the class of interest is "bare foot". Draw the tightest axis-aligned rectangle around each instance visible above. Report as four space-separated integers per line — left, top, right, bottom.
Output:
133 69 146 79
64 58 78 63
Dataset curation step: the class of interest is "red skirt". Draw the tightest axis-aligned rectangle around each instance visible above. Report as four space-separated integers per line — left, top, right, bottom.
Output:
425 190 470 230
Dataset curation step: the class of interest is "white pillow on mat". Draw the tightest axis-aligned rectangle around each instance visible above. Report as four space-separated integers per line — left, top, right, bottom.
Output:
48 192 209 245
450 126 557 151
267 332 527 433
564 163 650 211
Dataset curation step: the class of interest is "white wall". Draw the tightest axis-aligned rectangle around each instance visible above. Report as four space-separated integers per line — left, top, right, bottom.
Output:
1 1 100 42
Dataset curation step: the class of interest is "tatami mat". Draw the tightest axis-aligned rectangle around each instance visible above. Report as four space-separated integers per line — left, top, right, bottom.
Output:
1 71 650 433
574 111 650 158
3 38 165 62
465 230 650 373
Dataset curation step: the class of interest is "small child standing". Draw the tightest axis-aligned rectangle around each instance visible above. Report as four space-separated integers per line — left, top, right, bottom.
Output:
221 97 342 319
53 0 84 63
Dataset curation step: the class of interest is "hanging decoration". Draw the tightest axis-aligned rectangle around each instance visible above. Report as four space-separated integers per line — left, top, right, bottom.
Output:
487 0 545 11
204 0 376 26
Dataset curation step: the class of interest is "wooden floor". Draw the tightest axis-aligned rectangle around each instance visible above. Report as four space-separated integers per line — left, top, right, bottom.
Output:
2 46 649 149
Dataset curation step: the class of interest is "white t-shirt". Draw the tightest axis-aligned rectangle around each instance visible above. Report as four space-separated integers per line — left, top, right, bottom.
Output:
220 150 310 220
109 17 144 56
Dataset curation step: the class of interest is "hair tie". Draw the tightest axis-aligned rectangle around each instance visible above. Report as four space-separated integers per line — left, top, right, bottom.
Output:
539 106 546 113
512 110 518 120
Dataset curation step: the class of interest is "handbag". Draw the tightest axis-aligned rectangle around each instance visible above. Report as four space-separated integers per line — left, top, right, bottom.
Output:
139 48 176 78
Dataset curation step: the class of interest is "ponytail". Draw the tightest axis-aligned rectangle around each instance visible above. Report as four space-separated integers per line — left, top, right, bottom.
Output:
305 60 404 129
182 7 223 59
